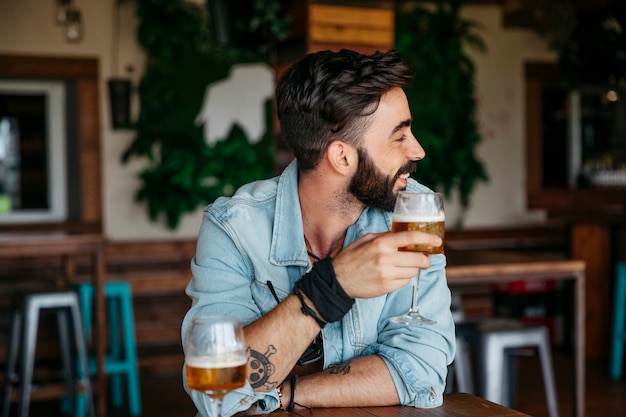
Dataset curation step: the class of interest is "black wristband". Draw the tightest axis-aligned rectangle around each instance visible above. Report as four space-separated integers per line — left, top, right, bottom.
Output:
294 257 354 323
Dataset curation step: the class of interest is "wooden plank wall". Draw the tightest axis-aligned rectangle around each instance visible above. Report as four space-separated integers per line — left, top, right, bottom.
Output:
308 3 394 53
104 240 196 370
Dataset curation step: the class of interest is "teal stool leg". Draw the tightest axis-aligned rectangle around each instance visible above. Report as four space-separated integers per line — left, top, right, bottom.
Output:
62 284 93 417
610 261 626 380
119 284 142 416
78 284 94 341
70 281 142 415
108 295 124 409
74 394 87 417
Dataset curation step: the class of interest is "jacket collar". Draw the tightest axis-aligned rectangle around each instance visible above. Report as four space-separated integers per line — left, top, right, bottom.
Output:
268 159 400 267
269 160 309 267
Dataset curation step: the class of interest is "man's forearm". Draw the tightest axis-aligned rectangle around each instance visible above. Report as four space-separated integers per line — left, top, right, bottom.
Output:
281 354 399 409
244 293 323 391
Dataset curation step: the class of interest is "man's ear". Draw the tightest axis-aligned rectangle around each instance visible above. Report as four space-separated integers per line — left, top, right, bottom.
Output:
326 140 357 174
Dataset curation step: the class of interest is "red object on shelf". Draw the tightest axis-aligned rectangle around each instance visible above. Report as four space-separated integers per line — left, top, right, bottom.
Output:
494 279 557 295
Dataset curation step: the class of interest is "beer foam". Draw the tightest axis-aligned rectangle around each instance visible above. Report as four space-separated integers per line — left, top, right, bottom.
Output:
186 355 247 368
393 213 445 222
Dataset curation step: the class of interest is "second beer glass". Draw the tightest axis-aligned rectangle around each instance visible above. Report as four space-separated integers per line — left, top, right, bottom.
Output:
185 315 247 417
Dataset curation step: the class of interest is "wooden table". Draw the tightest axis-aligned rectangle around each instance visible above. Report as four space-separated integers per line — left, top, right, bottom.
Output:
278 393 530 416
0 232 107 416
445 249 585 417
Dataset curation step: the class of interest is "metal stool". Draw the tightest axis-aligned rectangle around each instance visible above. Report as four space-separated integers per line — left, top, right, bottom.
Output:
445 335 475 394
456 319 559 417
610 261 626 380
1 291 95 417
73 281 141 416
446 292 475 394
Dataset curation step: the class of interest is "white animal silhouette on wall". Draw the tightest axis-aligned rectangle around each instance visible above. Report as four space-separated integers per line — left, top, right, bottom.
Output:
195 62 274 147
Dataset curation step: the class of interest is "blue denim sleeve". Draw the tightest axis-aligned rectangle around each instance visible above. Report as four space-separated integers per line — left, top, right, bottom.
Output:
185 378 279 417
363 254 456 408
182 211 273 416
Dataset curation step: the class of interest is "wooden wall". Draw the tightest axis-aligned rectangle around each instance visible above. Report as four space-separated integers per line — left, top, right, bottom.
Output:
307 3 394 54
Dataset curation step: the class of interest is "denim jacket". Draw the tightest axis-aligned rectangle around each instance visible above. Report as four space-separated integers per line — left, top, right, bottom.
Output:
183 160 456 416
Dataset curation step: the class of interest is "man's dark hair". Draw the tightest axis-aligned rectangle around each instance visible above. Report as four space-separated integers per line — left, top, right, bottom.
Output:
275 49 415 172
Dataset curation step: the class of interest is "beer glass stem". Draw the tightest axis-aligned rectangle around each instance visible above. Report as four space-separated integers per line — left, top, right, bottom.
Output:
390 268 435 325
208 395 223 417
407 270 421 318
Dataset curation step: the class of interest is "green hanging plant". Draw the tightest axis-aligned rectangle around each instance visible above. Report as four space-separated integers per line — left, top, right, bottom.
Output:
396 1 489 227
120 0 286 229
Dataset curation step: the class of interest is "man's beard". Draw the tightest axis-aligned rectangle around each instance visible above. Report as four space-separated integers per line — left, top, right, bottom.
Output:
349 147 417 212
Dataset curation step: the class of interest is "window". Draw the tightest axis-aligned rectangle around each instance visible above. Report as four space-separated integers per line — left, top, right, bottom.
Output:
0 80 68 223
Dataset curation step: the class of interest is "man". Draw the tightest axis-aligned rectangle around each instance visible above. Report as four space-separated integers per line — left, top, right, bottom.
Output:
182 49 455 416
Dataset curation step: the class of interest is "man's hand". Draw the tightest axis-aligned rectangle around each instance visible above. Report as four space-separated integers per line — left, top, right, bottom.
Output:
332 231 442 299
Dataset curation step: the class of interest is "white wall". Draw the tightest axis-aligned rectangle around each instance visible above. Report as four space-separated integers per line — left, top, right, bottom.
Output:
0 1 557 241
445 5 556 228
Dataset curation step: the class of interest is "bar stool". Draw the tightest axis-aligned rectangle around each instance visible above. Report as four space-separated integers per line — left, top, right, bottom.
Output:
446 335 475 394
446 292 475 394
456 319 559 417
610 261 626 380
73 281 142 416
1 291 96 417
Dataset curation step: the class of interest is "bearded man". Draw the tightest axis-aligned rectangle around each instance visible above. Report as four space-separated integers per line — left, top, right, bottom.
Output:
182 48 455 417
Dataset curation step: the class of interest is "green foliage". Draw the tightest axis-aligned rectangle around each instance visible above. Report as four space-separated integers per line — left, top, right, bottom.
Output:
396 2 489 223
134 0 211 61
120 0 276 229
249 0 292 53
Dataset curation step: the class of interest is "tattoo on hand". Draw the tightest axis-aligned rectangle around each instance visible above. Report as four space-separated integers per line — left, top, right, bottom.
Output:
328 361 351 375
247 345 278 389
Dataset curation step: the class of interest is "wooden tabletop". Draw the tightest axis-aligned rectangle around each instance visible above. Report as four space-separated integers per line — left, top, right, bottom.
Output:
445 248 586 284
277 393 530 416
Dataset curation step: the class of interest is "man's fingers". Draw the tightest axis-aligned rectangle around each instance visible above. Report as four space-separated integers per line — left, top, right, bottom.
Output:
385 230 442 250
393 250 432 269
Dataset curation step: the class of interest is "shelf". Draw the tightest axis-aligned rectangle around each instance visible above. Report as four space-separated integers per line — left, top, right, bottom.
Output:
525 61 626 217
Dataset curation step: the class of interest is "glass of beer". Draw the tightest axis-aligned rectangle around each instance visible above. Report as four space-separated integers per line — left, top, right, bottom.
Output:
390 191 445 326
184 315 247 417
